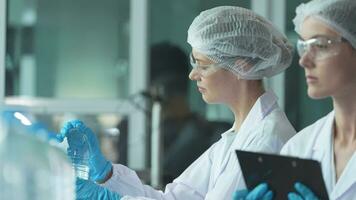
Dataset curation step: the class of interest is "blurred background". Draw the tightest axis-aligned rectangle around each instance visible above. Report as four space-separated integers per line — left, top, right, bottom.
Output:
0 0 332 187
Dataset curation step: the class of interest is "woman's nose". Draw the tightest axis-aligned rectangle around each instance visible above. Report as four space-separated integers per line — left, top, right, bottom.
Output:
189 68 200 80
299 52 314 69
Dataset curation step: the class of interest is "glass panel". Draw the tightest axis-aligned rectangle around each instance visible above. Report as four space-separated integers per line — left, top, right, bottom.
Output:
6 0 130 99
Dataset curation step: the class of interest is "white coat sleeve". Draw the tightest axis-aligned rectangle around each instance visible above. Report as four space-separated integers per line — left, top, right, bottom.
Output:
101 142 219 200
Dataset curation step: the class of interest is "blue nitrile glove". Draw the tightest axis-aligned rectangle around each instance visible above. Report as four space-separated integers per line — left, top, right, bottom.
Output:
288 182 319 200
76 178 122 200
57 120 112 182
233 183 273 200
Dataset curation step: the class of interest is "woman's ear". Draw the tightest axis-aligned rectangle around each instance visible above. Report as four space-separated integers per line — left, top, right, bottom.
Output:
235 58 253 74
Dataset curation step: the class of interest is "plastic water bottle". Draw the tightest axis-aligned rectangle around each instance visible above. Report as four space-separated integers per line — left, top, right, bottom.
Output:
67 128 90 180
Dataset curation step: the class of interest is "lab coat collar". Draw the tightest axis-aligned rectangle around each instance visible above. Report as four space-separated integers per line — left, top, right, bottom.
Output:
220 127 235 138
312 111 335 157
218 91 278 174
311 111 335 195
232 90 278 140
311 111 356 199
220 90 278 139
258 90 279 119
331 153 356 199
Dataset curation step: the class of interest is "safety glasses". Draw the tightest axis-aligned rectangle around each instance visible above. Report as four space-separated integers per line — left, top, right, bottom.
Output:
297 36 346 61
189 53 220 76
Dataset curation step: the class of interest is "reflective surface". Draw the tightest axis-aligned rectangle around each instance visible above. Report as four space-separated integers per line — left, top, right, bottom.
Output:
0 112 75 200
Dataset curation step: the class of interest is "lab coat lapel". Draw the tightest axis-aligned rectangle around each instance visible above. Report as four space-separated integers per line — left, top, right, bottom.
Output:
209 127 235 188
218 91 278 175
331 153 356 199
311 111 356 199
312 111 334 194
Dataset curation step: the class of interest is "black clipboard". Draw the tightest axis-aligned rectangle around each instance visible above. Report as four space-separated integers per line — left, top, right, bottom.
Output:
235 150 329 200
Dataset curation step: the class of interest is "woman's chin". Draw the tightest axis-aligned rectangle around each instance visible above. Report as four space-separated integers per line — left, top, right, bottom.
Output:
307 88 328 100
202 95 220 104
202 95 213 103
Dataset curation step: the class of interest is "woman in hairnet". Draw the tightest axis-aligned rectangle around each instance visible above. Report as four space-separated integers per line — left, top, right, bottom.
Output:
234 0 356 199
57 6 296 200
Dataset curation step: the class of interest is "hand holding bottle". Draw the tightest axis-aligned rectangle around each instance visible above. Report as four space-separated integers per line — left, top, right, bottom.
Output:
57 120 112 182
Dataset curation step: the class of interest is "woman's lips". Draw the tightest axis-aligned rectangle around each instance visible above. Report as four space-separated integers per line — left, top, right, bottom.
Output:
306 75 318 83
198 86 206 93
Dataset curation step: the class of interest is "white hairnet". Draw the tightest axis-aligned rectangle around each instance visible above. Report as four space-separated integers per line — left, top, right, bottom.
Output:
293 0 356 49
187 6 293 80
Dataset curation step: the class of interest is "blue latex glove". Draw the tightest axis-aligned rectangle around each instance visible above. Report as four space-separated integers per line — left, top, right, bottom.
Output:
76 178 122 200
57 120 112 182
288 182 319 200
233 183 274 200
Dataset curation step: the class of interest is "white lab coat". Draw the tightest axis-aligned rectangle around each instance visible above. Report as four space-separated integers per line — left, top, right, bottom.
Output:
281 111 356 200
103 91 296 200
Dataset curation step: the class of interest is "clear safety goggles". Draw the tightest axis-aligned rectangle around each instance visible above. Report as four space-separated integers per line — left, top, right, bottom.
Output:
297 36 346 61
189 53 220 77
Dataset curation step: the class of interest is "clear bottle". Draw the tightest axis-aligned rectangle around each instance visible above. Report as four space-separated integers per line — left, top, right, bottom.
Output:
66 128 90 180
